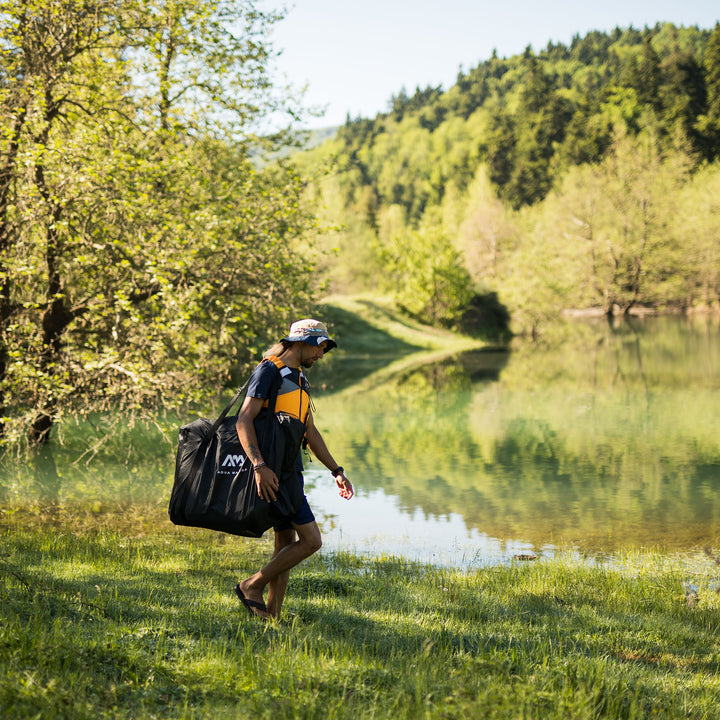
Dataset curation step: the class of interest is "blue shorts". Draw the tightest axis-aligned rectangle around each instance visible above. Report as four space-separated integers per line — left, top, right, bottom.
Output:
273 471 315 531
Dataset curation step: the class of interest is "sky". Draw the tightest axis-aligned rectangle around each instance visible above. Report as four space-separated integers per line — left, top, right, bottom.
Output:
263 0 720 129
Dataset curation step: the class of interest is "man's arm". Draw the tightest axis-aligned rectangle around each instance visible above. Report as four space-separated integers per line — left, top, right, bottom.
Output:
235 396 280 502
305 411 354 500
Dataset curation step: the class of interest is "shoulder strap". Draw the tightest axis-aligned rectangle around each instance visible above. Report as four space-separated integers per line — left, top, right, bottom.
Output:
209 356 285 435
266 354 294 379
265 354 284 370
209 378 250 435
263 355 288 414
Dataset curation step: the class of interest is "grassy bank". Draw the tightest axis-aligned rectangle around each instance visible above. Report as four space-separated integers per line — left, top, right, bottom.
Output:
315 295 492 391
2 504 720 719
319 294 487 355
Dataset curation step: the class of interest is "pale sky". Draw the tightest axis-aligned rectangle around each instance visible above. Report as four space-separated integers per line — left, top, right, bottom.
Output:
263 0 720 129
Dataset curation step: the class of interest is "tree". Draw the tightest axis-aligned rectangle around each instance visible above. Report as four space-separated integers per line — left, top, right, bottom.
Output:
672 163 720 308
0 0 133 442
697 23 720 159
659 50 707 154
561 99 612 166
556 131 691 315
486 55 572 208
303 23 718 329
377 207 473 326
0 0 316 446
458 166 516 282
485 109 516 195
635 35 662 109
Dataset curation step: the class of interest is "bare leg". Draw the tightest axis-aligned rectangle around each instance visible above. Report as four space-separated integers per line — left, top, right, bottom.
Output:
239 521 322 619
267 528 295 618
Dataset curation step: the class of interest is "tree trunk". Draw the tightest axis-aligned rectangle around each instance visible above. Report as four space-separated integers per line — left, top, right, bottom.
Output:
0 107 26 438
28 295 76 445
28 134 73 446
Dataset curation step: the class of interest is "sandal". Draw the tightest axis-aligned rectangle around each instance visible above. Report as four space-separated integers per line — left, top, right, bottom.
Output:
234 583 269 620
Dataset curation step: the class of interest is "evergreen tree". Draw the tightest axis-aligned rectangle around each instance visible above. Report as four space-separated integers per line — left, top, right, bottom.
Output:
698 23 720 158
660 50 707 151
485 110 516 195
635 35 663 108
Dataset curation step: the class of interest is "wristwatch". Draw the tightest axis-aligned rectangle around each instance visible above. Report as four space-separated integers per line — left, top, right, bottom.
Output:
330 466 344 478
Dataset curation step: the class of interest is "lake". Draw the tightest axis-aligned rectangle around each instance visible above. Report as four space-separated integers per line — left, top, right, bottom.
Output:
304 314 720 566
3 315 719 569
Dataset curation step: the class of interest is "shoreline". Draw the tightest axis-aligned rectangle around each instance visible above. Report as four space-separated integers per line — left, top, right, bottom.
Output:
562 304 720 318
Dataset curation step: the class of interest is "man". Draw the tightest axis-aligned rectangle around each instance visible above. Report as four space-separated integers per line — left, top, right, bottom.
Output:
234 319 353 620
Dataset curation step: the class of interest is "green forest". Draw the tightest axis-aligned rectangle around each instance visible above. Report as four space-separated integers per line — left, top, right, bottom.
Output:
299 22 720 335
2 4 719 447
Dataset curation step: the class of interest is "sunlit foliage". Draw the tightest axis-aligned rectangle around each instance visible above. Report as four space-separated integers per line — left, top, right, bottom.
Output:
301 23 720 334
0 0 317 445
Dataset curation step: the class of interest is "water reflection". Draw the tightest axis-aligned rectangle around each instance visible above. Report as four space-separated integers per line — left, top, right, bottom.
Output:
304 473 547 568
3 316 719 568
307 316 720 562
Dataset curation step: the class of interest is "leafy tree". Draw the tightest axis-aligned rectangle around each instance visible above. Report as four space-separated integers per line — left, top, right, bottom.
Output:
457 167 516 282
672 163 720 307
0 0 132 442
377 208 473 326
555 131 691 315
0 0 316 446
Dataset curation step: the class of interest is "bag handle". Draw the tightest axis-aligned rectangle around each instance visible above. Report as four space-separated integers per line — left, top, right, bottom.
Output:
209 380 249 436
183 358 285 491
209 356 287 435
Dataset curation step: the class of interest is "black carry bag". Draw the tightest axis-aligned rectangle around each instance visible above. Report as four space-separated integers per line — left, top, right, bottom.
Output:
168 366 305 538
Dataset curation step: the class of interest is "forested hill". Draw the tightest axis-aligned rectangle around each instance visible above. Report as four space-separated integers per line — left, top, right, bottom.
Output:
333 23 716 213
301 23 720 334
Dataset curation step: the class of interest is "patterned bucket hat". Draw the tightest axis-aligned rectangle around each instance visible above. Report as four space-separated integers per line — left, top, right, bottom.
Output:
282 319 337 351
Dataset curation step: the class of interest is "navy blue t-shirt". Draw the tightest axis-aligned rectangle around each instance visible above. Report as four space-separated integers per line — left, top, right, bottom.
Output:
246 359 308 472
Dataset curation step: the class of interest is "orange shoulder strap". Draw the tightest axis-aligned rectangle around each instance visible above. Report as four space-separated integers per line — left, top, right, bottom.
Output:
265 355 285 371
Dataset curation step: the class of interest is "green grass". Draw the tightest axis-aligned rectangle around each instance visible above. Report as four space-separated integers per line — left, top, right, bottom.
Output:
319 295 485 356
2 504 720 719
314 295 489 392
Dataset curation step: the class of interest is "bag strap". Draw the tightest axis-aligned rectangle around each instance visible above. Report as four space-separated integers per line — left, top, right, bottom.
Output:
209 356 288 435
262 355 290 411
209 379 250 436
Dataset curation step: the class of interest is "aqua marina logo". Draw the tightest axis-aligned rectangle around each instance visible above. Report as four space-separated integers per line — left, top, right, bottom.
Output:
221 453 245 468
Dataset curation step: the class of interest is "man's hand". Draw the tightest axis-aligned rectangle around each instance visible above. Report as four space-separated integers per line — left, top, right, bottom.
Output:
335 472 354 500
255 466 279 502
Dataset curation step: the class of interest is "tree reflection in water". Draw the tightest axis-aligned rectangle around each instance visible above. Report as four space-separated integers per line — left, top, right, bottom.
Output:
3 316 718 567
307 316 720 563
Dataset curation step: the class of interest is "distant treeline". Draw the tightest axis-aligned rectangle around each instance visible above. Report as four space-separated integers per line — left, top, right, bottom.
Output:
301 23 720 333
337 23 718 212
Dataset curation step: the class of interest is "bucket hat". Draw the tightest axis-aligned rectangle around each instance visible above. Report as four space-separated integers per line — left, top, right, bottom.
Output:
282 319 337 351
